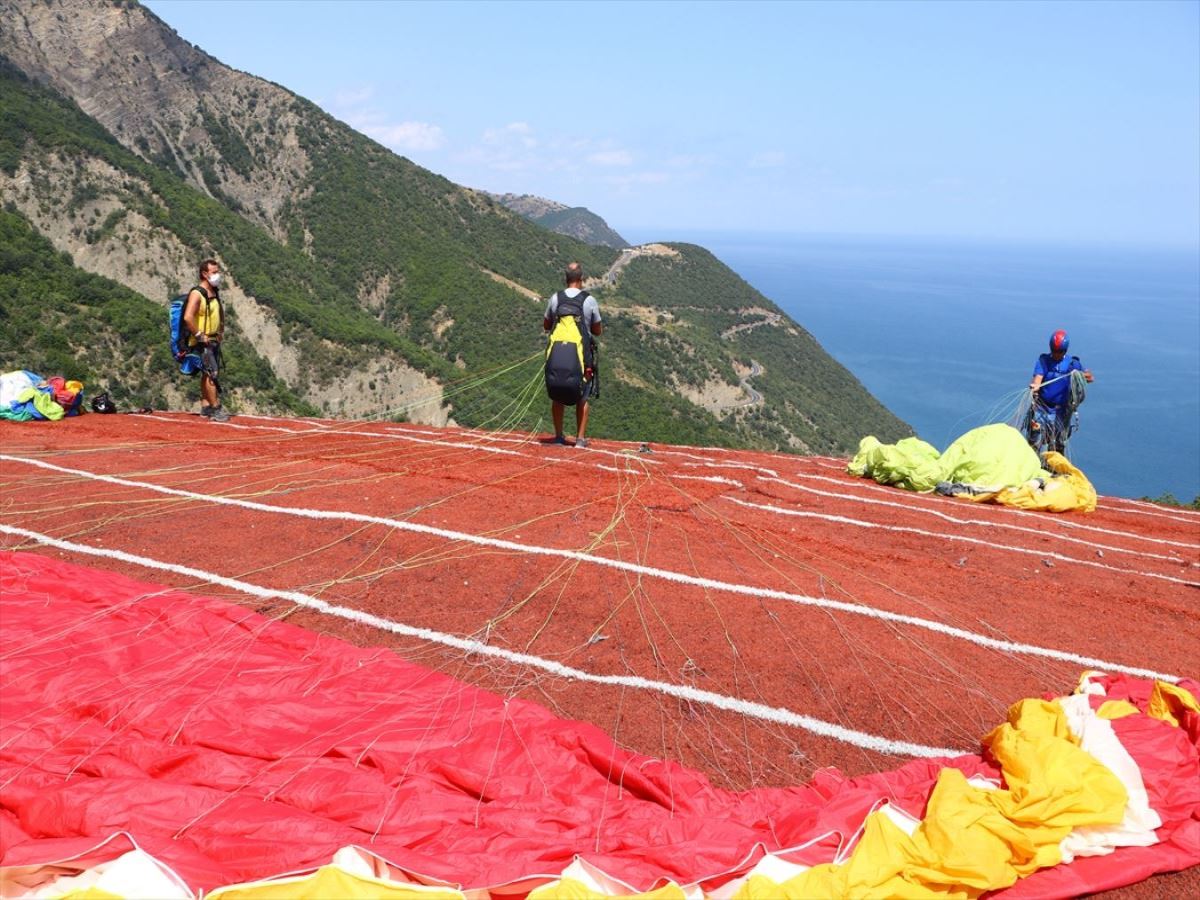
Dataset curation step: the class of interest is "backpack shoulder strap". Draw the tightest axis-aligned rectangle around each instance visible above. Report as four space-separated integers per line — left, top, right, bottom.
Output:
554 289 585 321
186 286 211 311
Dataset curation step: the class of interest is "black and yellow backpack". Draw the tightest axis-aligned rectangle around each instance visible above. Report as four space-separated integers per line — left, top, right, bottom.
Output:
544 290 594 406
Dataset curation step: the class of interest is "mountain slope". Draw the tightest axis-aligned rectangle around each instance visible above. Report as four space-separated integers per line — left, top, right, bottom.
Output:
0 0 911 452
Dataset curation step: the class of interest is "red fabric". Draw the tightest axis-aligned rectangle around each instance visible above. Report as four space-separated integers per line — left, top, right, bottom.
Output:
1 551 1194 896
40 375 77 408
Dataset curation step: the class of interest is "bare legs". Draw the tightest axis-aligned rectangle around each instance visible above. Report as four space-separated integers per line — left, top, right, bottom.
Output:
551 401 590 443
201 373 218 408
576 401 589 441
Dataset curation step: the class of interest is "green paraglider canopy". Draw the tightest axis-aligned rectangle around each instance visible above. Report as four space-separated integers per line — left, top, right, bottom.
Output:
848 423 1046 493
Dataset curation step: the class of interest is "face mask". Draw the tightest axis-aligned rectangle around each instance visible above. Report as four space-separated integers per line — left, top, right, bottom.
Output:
207 272 222 288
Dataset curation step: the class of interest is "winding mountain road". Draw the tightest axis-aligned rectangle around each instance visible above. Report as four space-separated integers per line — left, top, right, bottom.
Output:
736 360 764 408
588 244 680 289
721 312 782 340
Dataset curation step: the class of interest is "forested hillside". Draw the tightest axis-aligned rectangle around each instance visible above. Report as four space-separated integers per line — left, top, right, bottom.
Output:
611 245 907 453
0 0 911 451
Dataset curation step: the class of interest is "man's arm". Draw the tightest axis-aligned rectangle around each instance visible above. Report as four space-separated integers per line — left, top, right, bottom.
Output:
585 297 602 336
182 289 206 343
1029 355 1048 391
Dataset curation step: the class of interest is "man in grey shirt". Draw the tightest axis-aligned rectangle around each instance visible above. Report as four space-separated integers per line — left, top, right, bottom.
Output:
543 261 603 447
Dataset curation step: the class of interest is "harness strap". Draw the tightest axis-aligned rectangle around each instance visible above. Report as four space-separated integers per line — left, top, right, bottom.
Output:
553 289 589 323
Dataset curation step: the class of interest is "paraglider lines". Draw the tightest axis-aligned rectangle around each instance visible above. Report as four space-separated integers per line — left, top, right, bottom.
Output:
0 455 1182 682
723 496 1197 588
756 475 1190 564
0 527 964 759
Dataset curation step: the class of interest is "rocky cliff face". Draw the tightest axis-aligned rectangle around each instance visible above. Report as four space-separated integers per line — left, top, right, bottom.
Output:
489 193 570 219
0 0 310 241
0 146 451 421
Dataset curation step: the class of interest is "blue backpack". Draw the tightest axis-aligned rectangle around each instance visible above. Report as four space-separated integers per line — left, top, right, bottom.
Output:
169 288 203 375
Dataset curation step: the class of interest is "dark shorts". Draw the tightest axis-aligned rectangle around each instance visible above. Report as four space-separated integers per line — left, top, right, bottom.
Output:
202 343 221 377
182 342 222 378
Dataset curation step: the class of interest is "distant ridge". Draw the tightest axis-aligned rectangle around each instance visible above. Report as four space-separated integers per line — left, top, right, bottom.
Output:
489 192 630 249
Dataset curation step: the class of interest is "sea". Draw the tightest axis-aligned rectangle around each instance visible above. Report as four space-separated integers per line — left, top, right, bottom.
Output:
624 230 1200 502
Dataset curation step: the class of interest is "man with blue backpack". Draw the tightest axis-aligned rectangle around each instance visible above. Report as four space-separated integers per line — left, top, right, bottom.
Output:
178 258 230 422
543 262 602 447
1028 329 1094 453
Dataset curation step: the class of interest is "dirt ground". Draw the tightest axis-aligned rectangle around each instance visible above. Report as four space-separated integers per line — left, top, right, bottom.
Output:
2 411 1197 895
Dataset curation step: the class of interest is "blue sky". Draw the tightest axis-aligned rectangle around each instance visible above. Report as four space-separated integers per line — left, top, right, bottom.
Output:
145 0 1199 247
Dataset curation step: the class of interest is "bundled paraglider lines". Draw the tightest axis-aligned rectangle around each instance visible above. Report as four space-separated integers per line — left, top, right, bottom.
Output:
935 371 1087 461
1008 370 1089 457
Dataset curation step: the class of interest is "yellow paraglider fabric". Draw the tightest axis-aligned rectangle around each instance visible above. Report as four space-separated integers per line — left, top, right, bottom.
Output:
959 451 1097 513
529 878 689 899
206 865 466 900
734 698 1128 900
982 699 1126 866
1097 699 1141 720
1147 681 1200 728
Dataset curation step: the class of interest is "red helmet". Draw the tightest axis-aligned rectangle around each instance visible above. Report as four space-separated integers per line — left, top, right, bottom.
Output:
1049 330 1069 354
